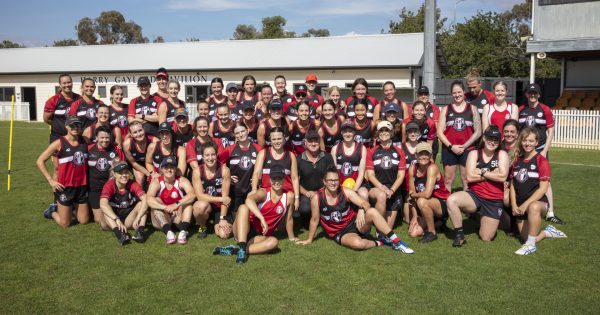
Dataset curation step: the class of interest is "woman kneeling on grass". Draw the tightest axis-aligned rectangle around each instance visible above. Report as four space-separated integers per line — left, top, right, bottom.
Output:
37 116 89 227
100 161 148 245
146 157 196 245
297 166 414 253
447 125 509 247
213 165 292 264
510 127 566 255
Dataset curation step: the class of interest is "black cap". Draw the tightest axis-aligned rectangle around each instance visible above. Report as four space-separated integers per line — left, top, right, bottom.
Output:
269 165 286 180
160 156 177 168
341 119 356 130
295 84 307 96
417 86 429 94
226 82 239 91
484 127 502 140
305 129 320 141
524 83 541 94
66 116 82 127
158 122 172 133
112 162 131 173
174 108 189 119
406 121 420 131
269 99 283 110
137 76 151 86
241 100 255 111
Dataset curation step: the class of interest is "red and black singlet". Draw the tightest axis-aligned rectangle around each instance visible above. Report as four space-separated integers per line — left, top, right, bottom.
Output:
157 175 184 206
345 95 378 119
88 143 123 191
320 119 342 152
44 93 82 142
518 103 554 150
317 188 358 238
172 124 194 148
352 118 373 147
261 147 293 192
288 119 316 155
200 164 224 207
411 163 450 199
511 154 550 205
109 104 129 140
129 135 154 164
101 179 145 215
129 95 161 136
56 136 88 187
468 149 503 200
211 120 236 148
69 97 103 130
366 144 406 187
225 142 261 197
444 103 475 148
334 142 363 183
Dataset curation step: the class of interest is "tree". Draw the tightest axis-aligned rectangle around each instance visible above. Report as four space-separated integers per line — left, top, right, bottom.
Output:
260 16 295 39
233 24 259 40
185 37 201 42
53 39 78 47
153 36 165 43
301 28 330 37
388 5 446 34
76 10 147 45
0 40 25 48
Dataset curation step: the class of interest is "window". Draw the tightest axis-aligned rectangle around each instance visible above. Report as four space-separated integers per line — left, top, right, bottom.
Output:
97 86 107 98
185 85 210 104
345 82 383 89
0 87 15 102
120 86 128 98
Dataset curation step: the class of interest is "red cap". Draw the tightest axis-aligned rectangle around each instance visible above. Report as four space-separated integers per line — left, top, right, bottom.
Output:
305 74 318 82
155 68 169 79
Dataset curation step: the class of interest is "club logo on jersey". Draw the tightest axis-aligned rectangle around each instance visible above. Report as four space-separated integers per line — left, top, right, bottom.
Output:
251 152 257 157
516 168 529 183
206 186 216 196
86 108 96 119
96 158 109 171
276 205 284 214
482 99 488 105
505 114 510 120
73 151 85 166
354 135 363 143
531 164 536 170
118 116 128 128
331 211 342 223
453 118 465 131
381 156 392 169
240 156 252 170
537 112 543 118
109 152 116 159
392 152 398 158
142 106 150 115
416 183 425 192
66 148 71 152
410 159 418 166
341 162 353 176
119 201 129 209
170 191 179 199
221 138 230 147
230 113 238 121
526 116 535 126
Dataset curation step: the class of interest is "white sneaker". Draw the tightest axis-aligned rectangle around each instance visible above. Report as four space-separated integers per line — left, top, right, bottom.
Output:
544 225 567 238
166 230 176 244
178 230 188 245
515 243 537 256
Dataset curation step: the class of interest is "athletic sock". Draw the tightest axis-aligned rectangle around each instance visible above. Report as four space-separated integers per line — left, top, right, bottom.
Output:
385 231 400 244
161 224 172 234
179 221 190 232
455 227 464 237
546 210 555 218
526 235 537 246
238 242 247 251
374 240 384 247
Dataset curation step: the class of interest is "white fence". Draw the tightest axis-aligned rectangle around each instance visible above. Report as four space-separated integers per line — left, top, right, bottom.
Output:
552 110 600 150
0 102 30 121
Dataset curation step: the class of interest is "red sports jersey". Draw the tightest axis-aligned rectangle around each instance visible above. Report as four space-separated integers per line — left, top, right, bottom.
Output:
366 144 406 187
468 150 504 200
249 191 288 236
210 120 236 148
518 102 555 150
260 147 293 192
334 142 363 183
68 97 104 130
320 118 342 152
465 89 495 115
44 92 82 141
101 179 145 212
411 163 450 200
200 164 223 208
404 117 436 142
288 119 316 155
511 153 551 205
109 104 129 141
222 142 263 197
401 143 417 191
318 188 358 238
486 102 514 134
444 103 475 148
56 136 88 187
159 98 185 123
158 176 184 205
345 95 378 119
185 137 226 165
306 93 324 109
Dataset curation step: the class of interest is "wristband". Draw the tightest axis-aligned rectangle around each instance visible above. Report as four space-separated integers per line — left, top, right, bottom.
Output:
219 215 226 220
448 144 453 150
141 114 145 119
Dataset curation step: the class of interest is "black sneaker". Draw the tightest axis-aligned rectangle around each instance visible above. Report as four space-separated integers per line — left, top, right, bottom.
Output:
43 203 57 219
547 215 566 225
236 248 248 264
452 234 466 247
419 232 438 243
197 226 208 239
114 230 130 246
132 227 146 243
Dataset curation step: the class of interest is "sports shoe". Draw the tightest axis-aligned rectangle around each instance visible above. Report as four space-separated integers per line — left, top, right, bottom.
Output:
132 227 146 243
166 230 176 244
452 234 466 247
419 232 438 244
547 215 566 225
197 226 208 239
544 225 567 238
114 230 130 246
376 232 392 246
213 245 240 256
515 243 537 256
178 231 189 245
43 203 57 219
392 240 414 254
236 248 248 264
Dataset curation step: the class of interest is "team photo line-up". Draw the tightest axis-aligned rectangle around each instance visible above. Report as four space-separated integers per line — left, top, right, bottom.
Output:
36 67 567 263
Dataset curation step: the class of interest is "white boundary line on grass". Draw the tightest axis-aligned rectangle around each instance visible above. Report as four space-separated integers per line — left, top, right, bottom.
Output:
552 162 600 168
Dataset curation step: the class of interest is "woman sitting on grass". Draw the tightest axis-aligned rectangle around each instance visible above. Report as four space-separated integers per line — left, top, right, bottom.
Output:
510 127 566 255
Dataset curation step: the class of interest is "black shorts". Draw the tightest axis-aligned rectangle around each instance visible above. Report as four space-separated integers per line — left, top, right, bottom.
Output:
466 191 503 220
55 186 88 207
441 147 471 167
115 207 134 221
333 217 365 244
88 190 102 209
436 198 449 219
230 195 246 214
386 191 403 211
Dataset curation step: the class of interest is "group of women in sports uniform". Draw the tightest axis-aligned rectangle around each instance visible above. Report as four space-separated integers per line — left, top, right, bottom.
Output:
36 69 566 264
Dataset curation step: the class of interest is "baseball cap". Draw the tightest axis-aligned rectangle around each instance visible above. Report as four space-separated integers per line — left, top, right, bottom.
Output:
137 76 151 86
383 102 400 113
416 142 432 154
66 116 82 127
341 119 356 131
305 129 320 141
269 99 283 110
155 67 169 79
377 120 393 131
417 86 430 94
484 126 502 140
112 161 131 173
406 121 420 131
226 82 239 91
158 122 172 133
524 83 541 94
241 100 255 111
305 74 318 82
295 84 307 96
174 108 189 119
160 156 177 168
269 165 286 180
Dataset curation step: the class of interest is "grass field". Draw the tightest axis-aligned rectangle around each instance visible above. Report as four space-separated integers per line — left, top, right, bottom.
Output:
1 121 599 314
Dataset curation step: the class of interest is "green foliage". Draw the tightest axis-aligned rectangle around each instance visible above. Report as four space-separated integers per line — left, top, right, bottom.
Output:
301 28 330 38
233 24 259 40
153 36 165 43
76 10 147 45
52 39 78 47
232 16 328 40
388 5 446 34
0 40 25 48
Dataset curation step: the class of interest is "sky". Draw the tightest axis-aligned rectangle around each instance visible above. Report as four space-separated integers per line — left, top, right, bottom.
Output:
0 0 524 47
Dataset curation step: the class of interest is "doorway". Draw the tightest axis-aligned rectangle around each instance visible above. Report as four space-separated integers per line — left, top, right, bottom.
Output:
21 87 37 121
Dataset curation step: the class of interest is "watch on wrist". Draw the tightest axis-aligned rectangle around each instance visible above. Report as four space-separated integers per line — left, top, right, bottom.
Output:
219 215 226 220
448 144 453 150
141 114 145 119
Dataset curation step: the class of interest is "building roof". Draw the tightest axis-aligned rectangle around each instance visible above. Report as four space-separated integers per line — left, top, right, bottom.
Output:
0 33 426 74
